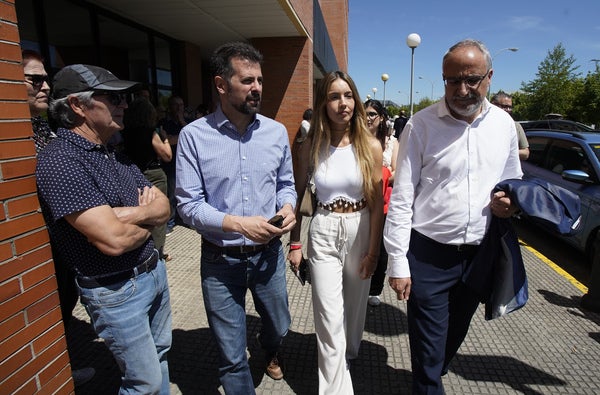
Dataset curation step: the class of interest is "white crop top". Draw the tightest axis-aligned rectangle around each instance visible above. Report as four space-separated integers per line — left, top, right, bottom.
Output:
314 144 364 204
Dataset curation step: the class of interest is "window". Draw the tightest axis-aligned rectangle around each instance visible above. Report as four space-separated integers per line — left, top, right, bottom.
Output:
526 136 550 167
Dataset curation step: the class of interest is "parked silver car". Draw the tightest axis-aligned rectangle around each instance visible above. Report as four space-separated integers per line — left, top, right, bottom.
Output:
522 130 600 265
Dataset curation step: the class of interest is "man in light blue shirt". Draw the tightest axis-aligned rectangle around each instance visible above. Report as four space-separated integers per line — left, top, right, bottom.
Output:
175 42 296 394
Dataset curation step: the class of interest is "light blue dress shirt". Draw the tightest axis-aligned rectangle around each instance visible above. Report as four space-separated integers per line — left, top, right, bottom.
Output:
175 106 296 246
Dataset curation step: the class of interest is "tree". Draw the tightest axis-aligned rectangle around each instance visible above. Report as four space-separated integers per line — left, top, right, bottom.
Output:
573 65 600 127
520 43 580 120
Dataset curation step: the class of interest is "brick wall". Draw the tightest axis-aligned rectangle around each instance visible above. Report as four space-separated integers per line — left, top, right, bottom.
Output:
253 37 313 143
0 1 74 393
319 0 348 72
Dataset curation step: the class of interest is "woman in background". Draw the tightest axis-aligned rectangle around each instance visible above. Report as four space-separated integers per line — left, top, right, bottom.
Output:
363 99 399 306
122 97 173 261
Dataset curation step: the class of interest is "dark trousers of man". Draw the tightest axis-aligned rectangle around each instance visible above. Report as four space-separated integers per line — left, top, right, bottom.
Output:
52 244 79 325
163 144 178 231
369 236 388 296
407 230 481 395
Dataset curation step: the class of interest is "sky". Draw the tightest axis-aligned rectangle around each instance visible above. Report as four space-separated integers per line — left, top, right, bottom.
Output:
348 0 600 107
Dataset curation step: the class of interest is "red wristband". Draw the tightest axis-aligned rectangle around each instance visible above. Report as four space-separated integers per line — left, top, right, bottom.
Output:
289 244 302 251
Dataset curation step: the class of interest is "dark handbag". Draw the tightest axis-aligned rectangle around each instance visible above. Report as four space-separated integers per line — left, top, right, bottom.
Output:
298 169 316 216
291 257 310 285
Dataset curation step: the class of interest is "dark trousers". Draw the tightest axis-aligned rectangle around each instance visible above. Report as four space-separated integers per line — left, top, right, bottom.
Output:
144 167 168 256
163 145 178 230
51 244 79 326
369 236 388 296
407 230 480 395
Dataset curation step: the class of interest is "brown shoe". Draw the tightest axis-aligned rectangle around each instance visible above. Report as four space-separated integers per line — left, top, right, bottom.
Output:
265 353 284 380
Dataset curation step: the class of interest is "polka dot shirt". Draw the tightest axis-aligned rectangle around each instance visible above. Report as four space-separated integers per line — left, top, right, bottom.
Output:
36 128 155 277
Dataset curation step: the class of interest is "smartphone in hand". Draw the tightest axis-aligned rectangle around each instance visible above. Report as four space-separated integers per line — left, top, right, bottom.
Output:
268 214 284 228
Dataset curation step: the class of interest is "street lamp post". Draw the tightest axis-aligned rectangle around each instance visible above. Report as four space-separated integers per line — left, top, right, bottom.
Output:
489 47 518 98
406 33 421 117
372 87 377 99
418 75 434 101
381 73 389 107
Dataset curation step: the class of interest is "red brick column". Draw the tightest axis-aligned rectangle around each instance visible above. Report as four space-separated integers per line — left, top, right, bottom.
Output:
0 1 74 393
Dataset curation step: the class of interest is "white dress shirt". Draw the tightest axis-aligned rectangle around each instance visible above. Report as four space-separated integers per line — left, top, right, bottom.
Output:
383 99 523 278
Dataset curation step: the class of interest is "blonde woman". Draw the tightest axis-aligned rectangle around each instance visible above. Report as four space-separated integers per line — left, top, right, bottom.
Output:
289 71 383 394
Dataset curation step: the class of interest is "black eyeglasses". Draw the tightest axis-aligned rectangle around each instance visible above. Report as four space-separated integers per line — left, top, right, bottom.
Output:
93 91 127 106
496 104 513 110
443 70 490 88
366 111 379 118
24 74 49 89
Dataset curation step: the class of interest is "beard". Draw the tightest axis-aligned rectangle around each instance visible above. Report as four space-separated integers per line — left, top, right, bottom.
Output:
447 94 484 118
232 93 261 115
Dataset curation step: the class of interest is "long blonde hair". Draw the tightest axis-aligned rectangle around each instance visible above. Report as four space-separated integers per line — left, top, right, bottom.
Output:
308 71 378 206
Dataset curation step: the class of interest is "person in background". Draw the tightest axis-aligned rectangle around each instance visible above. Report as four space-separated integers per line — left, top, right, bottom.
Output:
23 50 54 151
364 99 398 307
23 50 96 387
288 71 383 394
296 108 313 143
195 103 210 119
491 91 530 160
384 39 522 394
160 95 193 235
36 64 172 394
122 97 173 262
393 109 408 139
176 42 296 394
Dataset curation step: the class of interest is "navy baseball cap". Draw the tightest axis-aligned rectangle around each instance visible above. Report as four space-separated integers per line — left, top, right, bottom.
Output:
52 64 139 99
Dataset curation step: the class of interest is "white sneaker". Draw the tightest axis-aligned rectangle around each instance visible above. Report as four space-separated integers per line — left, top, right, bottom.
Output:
368 295 381 306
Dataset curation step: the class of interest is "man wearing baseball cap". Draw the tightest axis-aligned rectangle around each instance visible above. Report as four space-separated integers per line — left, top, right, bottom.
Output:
36 64 172 394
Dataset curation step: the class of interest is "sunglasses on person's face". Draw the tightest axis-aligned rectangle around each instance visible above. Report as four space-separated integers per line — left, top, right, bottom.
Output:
24 74 49 89
93 91 127 106
366 111 379 118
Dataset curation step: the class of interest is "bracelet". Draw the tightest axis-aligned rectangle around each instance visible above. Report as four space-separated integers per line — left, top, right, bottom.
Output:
289 244 302 251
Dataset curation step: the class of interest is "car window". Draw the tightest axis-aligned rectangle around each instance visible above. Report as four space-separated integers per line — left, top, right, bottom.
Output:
590 143 600 164
551 121 572 131
545 139 588 174
526 136 551 166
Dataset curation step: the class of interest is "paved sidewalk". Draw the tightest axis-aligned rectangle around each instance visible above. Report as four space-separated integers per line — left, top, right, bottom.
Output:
69 225 600 394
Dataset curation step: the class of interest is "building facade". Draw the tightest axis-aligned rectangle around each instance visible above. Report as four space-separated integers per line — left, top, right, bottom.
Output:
0 0 348 392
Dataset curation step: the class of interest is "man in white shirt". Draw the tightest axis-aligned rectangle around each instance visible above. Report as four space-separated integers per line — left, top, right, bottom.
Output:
383 39 523 394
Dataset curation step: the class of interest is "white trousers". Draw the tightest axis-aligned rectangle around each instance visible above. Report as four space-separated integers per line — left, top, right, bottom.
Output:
308 207 371 395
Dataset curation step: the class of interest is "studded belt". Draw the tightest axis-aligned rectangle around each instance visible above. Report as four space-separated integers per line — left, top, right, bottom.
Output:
318 198 367 213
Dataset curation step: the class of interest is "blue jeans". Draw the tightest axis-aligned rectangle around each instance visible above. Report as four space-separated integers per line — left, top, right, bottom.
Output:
201 239 291 394
78 259 172 395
